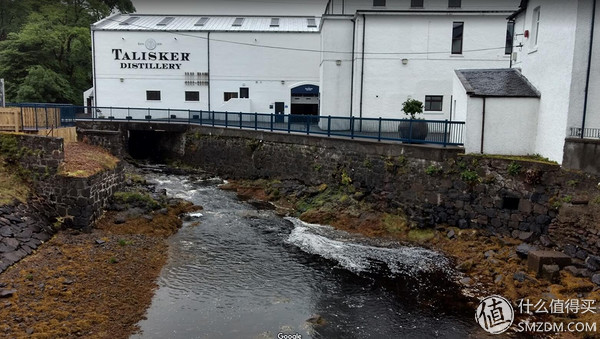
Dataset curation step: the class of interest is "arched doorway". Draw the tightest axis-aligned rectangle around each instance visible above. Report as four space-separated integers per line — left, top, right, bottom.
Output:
291 84 319 122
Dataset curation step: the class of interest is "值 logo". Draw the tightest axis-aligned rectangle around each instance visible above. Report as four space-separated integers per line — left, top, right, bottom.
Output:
476 295 514 334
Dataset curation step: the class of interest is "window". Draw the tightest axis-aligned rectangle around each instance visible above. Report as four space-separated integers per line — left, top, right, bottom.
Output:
307 18 317 27
451 22 464 54
270 18 280 27
185 91 200 102
157 17 174 26
373 0 386 6
194 17 209 26
119 17 139 25
232 18 244 27
411 0 424 8
224 92 238 101
146 90 161 101
448 0 461 8
505 21 515 55
240 87 249 98
531 6 541 48
425 96 443 111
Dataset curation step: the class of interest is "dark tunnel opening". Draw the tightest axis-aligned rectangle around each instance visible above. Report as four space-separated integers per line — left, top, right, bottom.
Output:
128 130 182 161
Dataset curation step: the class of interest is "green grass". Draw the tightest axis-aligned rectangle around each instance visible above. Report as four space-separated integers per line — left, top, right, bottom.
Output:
464 153 558 165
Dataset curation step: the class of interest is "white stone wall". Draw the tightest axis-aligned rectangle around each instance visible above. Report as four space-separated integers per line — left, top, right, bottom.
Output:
320 12 514 121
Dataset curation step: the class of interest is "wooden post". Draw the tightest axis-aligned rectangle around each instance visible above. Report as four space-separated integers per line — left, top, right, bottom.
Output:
13 109 18 132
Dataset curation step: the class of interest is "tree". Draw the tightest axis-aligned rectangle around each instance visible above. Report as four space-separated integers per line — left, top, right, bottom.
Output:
0 0 135 104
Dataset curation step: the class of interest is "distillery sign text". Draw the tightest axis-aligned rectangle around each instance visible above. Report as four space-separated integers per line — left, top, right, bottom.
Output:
111 49 191 70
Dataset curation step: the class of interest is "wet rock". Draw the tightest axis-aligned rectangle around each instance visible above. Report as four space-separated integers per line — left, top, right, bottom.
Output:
0 226 12 237
585 255 600 271
494 274 504 284
142 215 153 221
564 244 577 257
0 289 16 298
513 271 527 282
484 250 495 259
516 243 536 258
113 216 127 225
62 279 73 285
95 239 106 245
157 208 168 215
306 314 326 326
32 232 51 242
576 250 588 260
539 235 554 248
518 231 534 242
1 238 19 251
457 219 469 229
564 265 587 278
447 230 455 239
459 277 472 285
527 250 571 275
540 264 560 283
592 274 600 286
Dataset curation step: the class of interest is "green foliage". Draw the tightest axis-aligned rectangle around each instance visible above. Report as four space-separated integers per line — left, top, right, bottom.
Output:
112 191 162 210
507 161 522 176
340 170 352 185
460 170 479 184
25 273 33 281
592 195 600 205
425 165 443 176
313 164 322 172
401 98 424 119
0 0 135 104
566 179 578 187
118 239 132 246
362 159 372 169
109 257 118 264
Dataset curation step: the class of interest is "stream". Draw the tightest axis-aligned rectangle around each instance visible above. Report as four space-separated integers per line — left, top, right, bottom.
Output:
131 173 490 339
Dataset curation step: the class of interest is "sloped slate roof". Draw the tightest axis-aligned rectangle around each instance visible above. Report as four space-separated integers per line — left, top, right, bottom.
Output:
455 68 540 98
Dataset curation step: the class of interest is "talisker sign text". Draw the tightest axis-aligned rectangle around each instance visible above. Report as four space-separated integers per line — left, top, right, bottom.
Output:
112 49 191 70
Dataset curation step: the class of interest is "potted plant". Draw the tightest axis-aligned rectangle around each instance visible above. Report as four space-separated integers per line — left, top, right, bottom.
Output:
398 98 429 141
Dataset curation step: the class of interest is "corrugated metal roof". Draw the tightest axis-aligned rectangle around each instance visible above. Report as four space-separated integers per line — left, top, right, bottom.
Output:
93 14 321 32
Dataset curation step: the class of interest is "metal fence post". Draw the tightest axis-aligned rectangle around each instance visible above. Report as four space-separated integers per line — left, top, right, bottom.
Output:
443 119 449 147
409 119 413 142
44 106 49 129
239 112 242 129
378 117 382 142
270 114 273 131
306 116 310 135
254 112 258 130
327 116 331 137
350 116 355 139
225 111 228 128
287 115 291 133
212 111 215 127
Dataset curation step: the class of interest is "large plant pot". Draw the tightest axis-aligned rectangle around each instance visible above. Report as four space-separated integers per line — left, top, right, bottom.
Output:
398 120 429 141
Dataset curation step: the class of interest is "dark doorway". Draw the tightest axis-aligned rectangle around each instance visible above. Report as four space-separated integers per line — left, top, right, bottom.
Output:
240 87 249 99
86 97 93 115
291 84 319 123
274 102 285 123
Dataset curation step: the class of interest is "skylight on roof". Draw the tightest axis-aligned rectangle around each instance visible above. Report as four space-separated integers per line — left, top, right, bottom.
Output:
119 17 140 25
307 18 317 28
195 17 210 26
157 17 174 26
232 18 244 27
270 18 280 27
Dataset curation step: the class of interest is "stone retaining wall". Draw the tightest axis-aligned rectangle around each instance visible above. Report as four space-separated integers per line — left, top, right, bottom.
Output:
0 132 64 178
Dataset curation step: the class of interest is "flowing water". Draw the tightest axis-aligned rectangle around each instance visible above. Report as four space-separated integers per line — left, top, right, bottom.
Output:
131 173 490 339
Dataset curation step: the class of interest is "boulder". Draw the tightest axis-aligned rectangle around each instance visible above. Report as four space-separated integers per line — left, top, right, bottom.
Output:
527 250 571 275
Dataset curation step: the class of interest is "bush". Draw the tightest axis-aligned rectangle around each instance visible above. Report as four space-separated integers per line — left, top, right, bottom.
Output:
401 98 424 119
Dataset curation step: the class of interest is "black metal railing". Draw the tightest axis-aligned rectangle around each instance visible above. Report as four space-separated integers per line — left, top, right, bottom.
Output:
8 103 465 147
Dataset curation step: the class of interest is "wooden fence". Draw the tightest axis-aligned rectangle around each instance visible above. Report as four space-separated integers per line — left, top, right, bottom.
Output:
0 107 61 131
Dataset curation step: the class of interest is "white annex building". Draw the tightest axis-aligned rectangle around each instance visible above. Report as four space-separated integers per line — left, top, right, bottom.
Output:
88 15 321 118
453 0 600 164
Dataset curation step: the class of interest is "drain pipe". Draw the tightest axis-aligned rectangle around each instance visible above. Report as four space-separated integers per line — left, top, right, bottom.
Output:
581 0 597 138
359 15 366 121
207 32 211 112
349 18 356 117
480 97 486 154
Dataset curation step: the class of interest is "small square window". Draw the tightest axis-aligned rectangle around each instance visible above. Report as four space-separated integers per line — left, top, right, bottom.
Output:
240 87 249 98
307 18 317 27
232 18 244 27
411 0 424 8
185 91 200 101
146 90 161 101
425 95 443 111
270 18 280 27
373 0 386 6
448 0 461 8
224 92 238 101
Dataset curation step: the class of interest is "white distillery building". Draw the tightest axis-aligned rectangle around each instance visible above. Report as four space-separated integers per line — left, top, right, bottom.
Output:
319 0 520 123
453 0 600 164
87 14 321 119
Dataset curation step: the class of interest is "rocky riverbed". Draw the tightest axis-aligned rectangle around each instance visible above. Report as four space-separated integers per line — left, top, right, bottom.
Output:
0 165 201 338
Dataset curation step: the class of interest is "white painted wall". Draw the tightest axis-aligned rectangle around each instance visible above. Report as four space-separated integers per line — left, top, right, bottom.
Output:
131 0 327 16
481 98 539 155
327 0 519 14
320 12 514 121
92 30 320 117
511 0 579 162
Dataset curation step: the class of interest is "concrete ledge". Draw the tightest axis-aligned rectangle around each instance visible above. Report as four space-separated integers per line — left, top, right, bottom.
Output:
563 137 600 175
